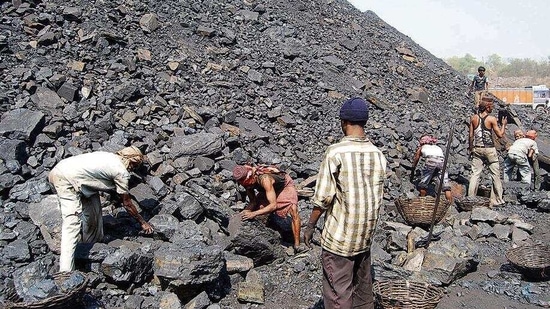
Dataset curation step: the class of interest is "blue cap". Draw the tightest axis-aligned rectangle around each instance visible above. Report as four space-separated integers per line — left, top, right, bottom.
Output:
339 97 369 122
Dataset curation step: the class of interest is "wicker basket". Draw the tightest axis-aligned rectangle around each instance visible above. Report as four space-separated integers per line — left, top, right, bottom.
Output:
373 280 443 309
506 245 550 280
395 196 451 227
6 271 88 309
454 196 491 212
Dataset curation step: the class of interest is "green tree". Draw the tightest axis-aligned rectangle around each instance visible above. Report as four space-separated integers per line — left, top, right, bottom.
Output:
446 54 483 75
485 54 504 75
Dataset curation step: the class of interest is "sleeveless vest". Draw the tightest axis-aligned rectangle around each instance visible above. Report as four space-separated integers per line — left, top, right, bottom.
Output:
473 114 494 148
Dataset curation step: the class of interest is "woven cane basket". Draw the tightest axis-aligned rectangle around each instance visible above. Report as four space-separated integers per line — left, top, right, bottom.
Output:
373 280 443 309
395 196 451 227
506 245 550 280
6 271 88 309
454 196 491 212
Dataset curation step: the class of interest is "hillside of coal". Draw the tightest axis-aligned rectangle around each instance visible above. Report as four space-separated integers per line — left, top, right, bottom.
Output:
0 0 549 308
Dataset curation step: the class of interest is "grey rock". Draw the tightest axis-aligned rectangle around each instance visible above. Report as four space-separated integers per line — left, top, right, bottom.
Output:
153 242 224 300
0 109 45 140
321 55 345 69
470 207 500 223
75 242 117 262
28 195 62 253
2 239 31 262
31 87 64 114
62 6 82 21
0 173 24 191
101 246 153 284
196 26 216 37
235 117 271 140
227 215 284 265
57 82 78 102
9 179 51 202
511 226 530 243
247 69 262 83
169 133 224 158
493 224 511 240
169 221 209 245
159 292 182 309
238 10 259 21
148 176 169 198
183 291 211 309
148 214 180 240
129 183 158 210
0 138 27 163
140 13 160 33
194 156 215 173
175 191 204 220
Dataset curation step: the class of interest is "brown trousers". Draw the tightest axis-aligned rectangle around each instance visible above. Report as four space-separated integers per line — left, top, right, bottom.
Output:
322 249 374 309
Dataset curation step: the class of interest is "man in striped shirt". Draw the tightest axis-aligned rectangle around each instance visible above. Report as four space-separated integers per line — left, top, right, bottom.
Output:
304 97 387 309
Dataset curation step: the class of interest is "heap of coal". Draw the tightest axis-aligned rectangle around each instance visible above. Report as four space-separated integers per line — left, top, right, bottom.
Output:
1 0 549 308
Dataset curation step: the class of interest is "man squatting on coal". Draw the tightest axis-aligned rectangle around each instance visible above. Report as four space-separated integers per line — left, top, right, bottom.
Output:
49 146 154 272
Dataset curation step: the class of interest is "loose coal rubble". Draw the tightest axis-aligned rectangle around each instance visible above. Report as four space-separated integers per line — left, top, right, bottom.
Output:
0 0 549 308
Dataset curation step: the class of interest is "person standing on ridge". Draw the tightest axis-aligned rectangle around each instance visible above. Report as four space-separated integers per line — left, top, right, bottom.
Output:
469 66 489 109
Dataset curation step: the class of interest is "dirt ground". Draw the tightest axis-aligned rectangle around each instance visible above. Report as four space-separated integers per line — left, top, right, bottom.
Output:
438 202 550 309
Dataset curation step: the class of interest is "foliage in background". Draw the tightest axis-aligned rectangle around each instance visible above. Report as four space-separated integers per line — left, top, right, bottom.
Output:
445 54 550 87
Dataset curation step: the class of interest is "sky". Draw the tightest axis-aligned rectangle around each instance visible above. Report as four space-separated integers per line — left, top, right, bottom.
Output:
348 0 549 62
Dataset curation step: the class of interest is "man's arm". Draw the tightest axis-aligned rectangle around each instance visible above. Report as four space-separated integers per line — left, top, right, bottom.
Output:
241 176 277 220
304 206 325 247
468 116 475 153
411 147 421 171
120 193 153 233
410 147 421 181
528 148 535 159
489 116 507 138
243 188 258 211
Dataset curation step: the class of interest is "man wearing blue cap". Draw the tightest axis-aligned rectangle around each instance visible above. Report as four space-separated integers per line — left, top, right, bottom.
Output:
304 97 387 309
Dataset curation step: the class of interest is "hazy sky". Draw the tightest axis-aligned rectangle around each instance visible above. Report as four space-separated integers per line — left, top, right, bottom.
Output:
348 0 549 61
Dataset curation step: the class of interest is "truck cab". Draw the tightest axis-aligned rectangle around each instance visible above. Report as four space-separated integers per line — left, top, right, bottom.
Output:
532 85 550 110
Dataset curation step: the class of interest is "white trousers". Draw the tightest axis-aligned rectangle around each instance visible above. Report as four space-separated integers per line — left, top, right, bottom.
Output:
48 167 104 272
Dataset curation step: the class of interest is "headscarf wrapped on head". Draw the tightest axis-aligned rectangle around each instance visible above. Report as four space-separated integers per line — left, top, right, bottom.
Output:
419 135 437 146
116 146 144 169
233 165 255 186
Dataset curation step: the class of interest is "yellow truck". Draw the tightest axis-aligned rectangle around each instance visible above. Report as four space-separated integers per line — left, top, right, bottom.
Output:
489 85 550 110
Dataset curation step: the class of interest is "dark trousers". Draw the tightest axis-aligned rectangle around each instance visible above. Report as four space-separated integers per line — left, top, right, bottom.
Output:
322 249 374 309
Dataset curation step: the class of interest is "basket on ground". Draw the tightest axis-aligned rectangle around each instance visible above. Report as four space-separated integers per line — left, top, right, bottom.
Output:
373 280 443 309
395 196 451 227
454 196 491 212
506 244 550 280
6 271 88 309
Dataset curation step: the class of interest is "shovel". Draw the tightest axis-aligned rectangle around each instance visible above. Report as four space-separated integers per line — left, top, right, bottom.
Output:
415 122 454 249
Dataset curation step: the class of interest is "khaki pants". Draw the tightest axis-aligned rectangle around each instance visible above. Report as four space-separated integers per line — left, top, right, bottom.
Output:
49 168 104 272
468 147 505 205
474 90 487 108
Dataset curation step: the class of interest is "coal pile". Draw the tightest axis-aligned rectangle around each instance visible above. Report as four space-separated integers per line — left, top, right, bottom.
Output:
1 0 549 308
